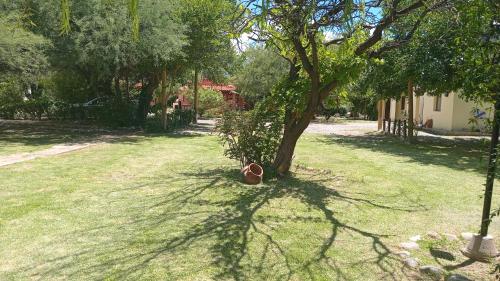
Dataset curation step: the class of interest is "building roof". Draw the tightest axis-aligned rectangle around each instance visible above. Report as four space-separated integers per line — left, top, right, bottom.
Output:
200 79 237 92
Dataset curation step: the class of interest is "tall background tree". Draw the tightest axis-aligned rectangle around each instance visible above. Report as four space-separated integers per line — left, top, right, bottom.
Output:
241 0 448 175
181 0 236 122
233 46 288 105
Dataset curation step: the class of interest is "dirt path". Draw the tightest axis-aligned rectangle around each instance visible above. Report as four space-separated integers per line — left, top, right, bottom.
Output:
0 142 102 167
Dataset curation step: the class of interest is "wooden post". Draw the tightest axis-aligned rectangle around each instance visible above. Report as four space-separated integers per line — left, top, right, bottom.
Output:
392 119 397 135
403 120 407 138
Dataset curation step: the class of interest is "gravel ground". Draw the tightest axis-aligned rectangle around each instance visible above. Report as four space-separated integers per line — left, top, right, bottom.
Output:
193 119 379 136
305 120 378 136
195 119 489 140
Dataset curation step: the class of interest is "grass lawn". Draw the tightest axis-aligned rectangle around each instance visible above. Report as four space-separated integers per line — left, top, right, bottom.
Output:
0 129 499 280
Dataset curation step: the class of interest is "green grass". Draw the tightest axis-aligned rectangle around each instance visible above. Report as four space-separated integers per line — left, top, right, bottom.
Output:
0 130 498 280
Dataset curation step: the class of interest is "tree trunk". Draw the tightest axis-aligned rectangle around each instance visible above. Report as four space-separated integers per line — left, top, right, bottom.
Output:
273 120 310 175
274 92 318 175
193 67 199 123
136 73 160 127
160 68 168 130
125 70 130 100
407 79 415 143
114 75 121 96
480 98 500 236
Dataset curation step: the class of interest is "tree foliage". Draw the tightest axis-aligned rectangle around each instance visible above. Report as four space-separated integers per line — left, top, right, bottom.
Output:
234 46 288 104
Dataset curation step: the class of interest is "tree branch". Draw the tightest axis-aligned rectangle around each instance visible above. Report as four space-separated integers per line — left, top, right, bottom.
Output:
354 0 427 56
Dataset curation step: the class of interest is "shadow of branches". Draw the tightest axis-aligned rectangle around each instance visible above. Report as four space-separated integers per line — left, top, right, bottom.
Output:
18 167 426 280
318 134 491 177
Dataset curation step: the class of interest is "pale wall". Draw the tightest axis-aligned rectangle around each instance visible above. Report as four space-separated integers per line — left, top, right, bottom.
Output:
421 93 454 131
383 92 493 132
451 94 493 131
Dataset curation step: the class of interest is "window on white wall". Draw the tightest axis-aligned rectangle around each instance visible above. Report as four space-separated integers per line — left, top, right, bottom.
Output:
433 95 442 112
401 97 406 110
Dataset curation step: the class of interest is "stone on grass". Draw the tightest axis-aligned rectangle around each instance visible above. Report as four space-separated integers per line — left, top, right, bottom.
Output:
400 241 420 250
460 232 474 241
446 274 472 281
410 235 422 242
419 265 444 280
426 231 440 239
396 250 411 258
443 233 458 241
403 257 419 268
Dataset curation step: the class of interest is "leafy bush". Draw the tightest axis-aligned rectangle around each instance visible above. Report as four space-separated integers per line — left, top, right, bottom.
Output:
145 108 195 132
20 97 50 120
0 80 24 119
199 89 224 117
93 97 137 127
216 103 283 169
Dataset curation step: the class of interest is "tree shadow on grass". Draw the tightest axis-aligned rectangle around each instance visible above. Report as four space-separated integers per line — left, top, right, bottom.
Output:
18 167 425 280
0 120 207 150
318 134 491 177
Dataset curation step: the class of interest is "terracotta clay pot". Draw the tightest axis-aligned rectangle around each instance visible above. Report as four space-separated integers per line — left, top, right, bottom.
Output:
241 163 263 185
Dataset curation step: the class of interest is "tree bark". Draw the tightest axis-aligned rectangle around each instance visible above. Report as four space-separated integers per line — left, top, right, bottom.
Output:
193 67 199 123
125 70 130 100
136 73 160 127
480 98 500 236
273 114 314 175
114 75 121 97
272 51 336 175
160 68 168 130
407 79 415 143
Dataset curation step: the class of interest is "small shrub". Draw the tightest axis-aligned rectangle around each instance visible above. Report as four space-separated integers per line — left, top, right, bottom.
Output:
199 89 224 117
216 103 283 169
0 80 24 119
145 108 195 132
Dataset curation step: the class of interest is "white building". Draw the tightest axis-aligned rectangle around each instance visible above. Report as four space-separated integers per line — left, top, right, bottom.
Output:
377 92 493 133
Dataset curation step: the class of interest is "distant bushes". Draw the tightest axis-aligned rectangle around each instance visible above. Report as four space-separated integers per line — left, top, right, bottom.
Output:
145 108 196 132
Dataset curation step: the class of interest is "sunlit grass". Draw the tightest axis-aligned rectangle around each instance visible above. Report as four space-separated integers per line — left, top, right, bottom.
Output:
0 131 498 280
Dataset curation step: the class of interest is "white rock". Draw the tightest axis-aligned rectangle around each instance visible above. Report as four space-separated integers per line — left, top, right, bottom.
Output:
400 241 420 250
409 235 421 242
426 231 440 239
446 274 472 281
396 250 411 258
443 233 458 241
460 232 474 241
419 265 444 280
403 257 419 268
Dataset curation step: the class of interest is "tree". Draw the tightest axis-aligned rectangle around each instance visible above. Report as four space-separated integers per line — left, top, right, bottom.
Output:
180 0 236 122
451 0 499 242
241 0 447 175
234 46 288 105
0 10 49 85
0 5 50 118
35 0 186 125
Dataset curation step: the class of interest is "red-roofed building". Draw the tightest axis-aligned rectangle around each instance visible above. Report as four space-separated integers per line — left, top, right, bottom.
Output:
200 79 247 109
173 85 192 110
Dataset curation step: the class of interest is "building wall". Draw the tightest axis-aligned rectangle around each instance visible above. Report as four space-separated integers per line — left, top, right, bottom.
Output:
383 92 493 132
451 93 492 131
421 93 454 131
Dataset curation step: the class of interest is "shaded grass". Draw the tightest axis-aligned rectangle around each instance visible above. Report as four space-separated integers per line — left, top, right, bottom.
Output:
0 131 498 280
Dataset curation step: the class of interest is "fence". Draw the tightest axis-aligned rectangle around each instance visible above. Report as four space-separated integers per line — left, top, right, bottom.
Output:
382 118 416 139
